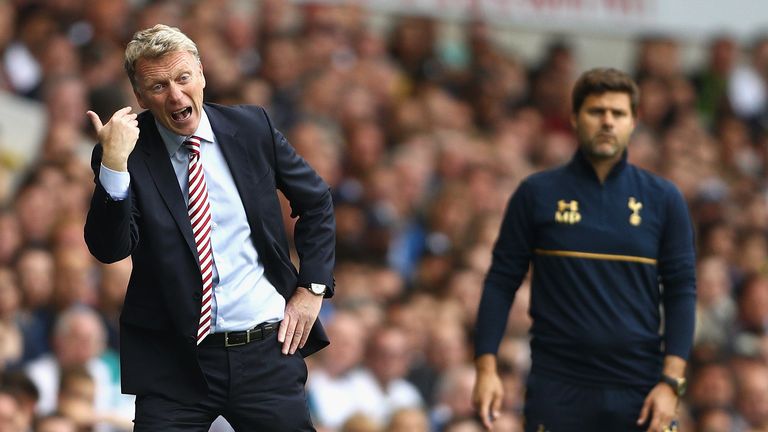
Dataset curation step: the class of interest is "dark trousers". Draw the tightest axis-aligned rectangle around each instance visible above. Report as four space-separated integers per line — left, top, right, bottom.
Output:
523 373 651 432
133 334 315 432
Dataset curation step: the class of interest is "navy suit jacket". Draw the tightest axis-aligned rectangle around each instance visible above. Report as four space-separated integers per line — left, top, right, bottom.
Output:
84 103 335 402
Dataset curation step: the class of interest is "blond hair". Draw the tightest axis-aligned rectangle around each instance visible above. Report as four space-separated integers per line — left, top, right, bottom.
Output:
124 24 200 89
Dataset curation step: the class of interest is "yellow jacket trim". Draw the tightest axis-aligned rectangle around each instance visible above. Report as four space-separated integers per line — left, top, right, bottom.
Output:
534 249 657 265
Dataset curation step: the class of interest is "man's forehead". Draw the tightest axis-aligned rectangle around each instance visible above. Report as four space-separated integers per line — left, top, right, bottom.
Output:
135 51 197 75
582 92 632 109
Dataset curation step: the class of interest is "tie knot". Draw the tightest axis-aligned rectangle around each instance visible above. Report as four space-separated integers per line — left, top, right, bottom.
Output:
184 136 203 156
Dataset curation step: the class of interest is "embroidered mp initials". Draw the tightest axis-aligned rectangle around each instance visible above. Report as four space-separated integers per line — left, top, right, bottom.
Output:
628 197 643 226
555 200 581 224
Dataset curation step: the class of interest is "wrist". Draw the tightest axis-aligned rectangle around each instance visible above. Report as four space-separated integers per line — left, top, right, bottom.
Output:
102 154 128 172
301 283 327 296
660 373 687 397
475 354 498 373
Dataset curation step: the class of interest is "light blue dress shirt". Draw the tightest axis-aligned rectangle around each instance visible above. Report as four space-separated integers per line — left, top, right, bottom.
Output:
99 111 285 332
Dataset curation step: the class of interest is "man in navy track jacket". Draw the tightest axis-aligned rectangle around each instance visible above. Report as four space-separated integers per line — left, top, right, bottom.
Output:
473 68 695 432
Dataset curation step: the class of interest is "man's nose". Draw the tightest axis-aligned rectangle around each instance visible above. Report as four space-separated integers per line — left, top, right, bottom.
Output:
168 83 183 102
601 113 615 129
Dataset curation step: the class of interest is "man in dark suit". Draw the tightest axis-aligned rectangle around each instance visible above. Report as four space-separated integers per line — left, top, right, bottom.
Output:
83 24 335 431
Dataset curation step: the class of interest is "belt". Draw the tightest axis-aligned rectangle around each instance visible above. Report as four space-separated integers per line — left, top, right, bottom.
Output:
199 321 280 347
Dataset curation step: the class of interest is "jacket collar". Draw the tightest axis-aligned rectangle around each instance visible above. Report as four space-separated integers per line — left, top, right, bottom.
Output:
568 148 628 182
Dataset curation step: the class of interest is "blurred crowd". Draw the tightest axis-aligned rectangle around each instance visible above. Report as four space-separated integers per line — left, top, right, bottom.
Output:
0 0 768 431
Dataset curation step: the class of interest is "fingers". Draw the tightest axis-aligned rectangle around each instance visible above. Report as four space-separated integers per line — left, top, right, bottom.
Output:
637 397 651 427
113 106 134 117
280 290 322 355
279 313 304 355
87 107 137 134
298 319 311 349
473 380 500 431
648 413 673 432
289 322 303 354
645 408 672 432
647 412 663 432
86 110 104 133
478 397 493 431
490 392 502 425
278 315 291 353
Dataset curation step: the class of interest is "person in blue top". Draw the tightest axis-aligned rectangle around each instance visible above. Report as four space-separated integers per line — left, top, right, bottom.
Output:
472 68 696 432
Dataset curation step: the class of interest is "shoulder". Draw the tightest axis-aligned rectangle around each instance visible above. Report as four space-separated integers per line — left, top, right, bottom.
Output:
204 103 274 136
627 165 683 199
205 103 267 121
519 164 571 192
137 109 155 129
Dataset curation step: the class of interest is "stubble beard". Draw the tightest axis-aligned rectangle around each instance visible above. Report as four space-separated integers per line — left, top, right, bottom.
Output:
583 133 622 160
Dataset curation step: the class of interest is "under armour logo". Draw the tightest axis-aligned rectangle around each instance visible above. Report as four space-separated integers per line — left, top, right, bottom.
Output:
555 200 581 224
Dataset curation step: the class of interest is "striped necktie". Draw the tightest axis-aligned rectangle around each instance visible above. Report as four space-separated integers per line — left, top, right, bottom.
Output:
184 136 213 345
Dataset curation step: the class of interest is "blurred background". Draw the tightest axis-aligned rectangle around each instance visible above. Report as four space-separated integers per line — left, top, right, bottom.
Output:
1 0 768 431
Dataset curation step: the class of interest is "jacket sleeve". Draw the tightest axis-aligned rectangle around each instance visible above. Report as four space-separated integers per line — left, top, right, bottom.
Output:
658 185 697 359
474 180 534 357
261 108 336 296
83 144 140 264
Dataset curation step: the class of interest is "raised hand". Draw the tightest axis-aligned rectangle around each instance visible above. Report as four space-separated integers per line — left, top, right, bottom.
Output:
87 107 140 172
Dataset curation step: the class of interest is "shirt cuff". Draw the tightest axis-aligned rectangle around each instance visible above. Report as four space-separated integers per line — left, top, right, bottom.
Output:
98 164 130 200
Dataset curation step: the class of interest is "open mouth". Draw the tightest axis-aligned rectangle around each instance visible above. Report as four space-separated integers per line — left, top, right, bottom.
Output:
171 107 192 122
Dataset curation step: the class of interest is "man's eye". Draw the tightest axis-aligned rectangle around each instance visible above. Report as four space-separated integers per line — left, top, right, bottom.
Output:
152 84 164 92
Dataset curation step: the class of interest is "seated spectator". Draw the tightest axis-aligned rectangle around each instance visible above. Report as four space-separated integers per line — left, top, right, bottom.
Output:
353 326 423 426
3 371 39 432
24 306 133 431
0 388 23 432
734 359 768 430
695 407 738 432
441 417 483 432
694 255 737 350
385 407 429 432
0 210 20 267
430 365 476 431
308 311 367 429
56 366 95 431
0 268 21 370
407 320 469 406
341 413 381 432
13 244 54 362
35 414 77 432
688 361 736 415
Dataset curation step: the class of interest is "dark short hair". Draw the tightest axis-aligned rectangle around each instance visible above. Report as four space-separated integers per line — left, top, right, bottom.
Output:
571 68 639 116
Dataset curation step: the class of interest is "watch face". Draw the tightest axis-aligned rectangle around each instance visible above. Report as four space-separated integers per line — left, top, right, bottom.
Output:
310 283 326 295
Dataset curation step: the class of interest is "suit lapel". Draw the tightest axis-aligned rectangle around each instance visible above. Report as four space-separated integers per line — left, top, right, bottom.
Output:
137 115 198 261
206 106 262 223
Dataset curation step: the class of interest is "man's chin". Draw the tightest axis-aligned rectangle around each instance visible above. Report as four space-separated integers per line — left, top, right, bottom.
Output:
585 146 619 160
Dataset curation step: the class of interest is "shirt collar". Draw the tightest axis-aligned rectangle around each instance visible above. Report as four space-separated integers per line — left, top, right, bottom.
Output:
156 108 215 156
